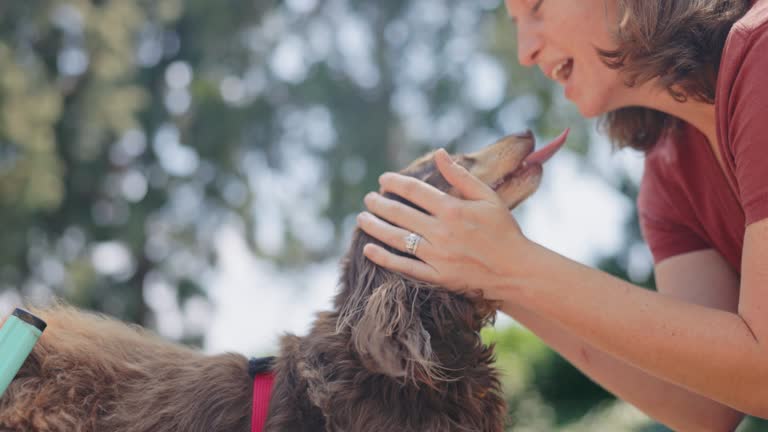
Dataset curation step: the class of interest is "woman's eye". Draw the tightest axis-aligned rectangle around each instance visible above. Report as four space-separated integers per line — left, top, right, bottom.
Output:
531 0 544 13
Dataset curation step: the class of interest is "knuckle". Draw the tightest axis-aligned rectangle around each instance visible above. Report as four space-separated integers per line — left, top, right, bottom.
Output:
379 173 396 191
393 232 407 249
364 193 379 211
362 220 381 238
384 199 402 215
373 247 390 264
372 196 393 215
373 197 388 213
367 217 391 238
357 215 372 232
407 262 418 275
431 226 449 244
401 178 418 196
442 203 463 220
432 247 450 262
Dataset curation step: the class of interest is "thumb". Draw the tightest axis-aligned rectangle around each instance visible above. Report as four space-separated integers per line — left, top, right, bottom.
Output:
434 148 496 201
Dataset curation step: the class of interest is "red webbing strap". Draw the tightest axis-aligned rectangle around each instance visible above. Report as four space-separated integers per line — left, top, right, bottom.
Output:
252 372 275 432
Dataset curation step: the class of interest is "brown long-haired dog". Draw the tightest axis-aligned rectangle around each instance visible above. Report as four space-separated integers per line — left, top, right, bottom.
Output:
0 130 565 431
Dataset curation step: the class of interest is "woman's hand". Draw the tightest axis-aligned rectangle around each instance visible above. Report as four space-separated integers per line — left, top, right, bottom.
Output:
356 148 537 300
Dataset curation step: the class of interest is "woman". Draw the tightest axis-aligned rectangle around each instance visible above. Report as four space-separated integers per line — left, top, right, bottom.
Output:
356 0 768 430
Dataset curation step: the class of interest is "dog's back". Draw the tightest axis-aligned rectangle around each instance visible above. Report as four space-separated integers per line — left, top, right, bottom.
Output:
0 305 253 432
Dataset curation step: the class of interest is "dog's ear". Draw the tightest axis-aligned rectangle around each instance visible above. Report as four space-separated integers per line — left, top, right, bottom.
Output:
336 250 440 386
353 277 437 383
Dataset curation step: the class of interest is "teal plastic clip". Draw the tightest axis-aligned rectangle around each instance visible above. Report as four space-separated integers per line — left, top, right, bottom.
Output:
0 308 46 397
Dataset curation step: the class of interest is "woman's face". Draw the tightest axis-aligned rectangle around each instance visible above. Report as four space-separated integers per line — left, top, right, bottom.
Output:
504 0 637 117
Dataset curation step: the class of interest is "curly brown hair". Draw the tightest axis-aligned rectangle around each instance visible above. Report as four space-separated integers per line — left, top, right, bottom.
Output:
597 0 752 151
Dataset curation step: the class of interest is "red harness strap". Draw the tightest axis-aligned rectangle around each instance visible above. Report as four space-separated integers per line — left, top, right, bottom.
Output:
252 372 275 432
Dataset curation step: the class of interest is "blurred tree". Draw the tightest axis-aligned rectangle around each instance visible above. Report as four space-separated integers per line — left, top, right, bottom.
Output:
0 0 597 335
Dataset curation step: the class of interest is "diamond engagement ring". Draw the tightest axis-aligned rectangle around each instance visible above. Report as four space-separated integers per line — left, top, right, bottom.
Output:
405 232 421 255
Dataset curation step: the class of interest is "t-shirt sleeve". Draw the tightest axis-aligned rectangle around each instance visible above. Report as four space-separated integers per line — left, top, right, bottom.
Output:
637 157 711 264
639 208 711 264
728 24 768 226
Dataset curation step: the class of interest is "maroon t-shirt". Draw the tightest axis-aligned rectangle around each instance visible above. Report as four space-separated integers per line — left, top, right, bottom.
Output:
638 0 768 274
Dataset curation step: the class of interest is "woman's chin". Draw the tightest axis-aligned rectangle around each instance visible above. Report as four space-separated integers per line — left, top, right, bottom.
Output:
569 82 630 118
570 93 613 118
574 101 607 119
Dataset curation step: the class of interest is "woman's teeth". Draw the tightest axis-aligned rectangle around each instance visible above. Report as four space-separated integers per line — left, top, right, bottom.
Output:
552 58 573 82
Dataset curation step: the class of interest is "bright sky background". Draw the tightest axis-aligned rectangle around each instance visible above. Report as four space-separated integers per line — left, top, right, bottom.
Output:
201 129 649 356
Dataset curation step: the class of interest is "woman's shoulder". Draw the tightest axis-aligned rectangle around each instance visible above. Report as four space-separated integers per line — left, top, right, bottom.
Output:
717 0 768 116
726 0 768 52
734 0 768 34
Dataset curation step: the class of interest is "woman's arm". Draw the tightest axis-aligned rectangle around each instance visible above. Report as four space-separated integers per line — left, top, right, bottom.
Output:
506 219 768 418
503 305 743 431
502 249 744 431
359 150 768 418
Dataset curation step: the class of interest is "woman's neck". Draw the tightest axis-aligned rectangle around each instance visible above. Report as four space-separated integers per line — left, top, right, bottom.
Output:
638 84 718 145
660 97 717 145
640 86 726 171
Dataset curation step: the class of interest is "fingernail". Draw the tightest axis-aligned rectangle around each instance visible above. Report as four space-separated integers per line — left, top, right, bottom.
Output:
438 148 455 164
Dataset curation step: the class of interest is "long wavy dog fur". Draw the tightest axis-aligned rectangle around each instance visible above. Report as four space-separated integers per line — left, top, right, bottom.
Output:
0 131 548 431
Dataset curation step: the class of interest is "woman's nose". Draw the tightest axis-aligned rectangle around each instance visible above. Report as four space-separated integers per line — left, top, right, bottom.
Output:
516 23 543 67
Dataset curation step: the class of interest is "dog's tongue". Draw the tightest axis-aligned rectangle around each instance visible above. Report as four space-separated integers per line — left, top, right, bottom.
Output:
524 128 570 165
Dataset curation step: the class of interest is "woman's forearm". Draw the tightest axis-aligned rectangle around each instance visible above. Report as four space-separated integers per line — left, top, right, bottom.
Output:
506 242 768 417
500 302 744 431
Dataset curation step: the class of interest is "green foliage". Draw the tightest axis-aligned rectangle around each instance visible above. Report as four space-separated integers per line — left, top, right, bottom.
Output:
484 326 622 430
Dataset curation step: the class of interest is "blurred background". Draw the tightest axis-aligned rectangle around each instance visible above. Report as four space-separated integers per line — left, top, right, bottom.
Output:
0 0 764 430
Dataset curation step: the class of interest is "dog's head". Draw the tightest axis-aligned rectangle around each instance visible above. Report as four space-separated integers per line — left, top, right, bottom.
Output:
398 129 567 210
336 130 568 386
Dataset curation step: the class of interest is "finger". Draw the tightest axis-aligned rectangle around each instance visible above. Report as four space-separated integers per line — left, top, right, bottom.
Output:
363 243 439 283
356 211 433 259
378 172 454 216
434 148 496 201
363 192 437 237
